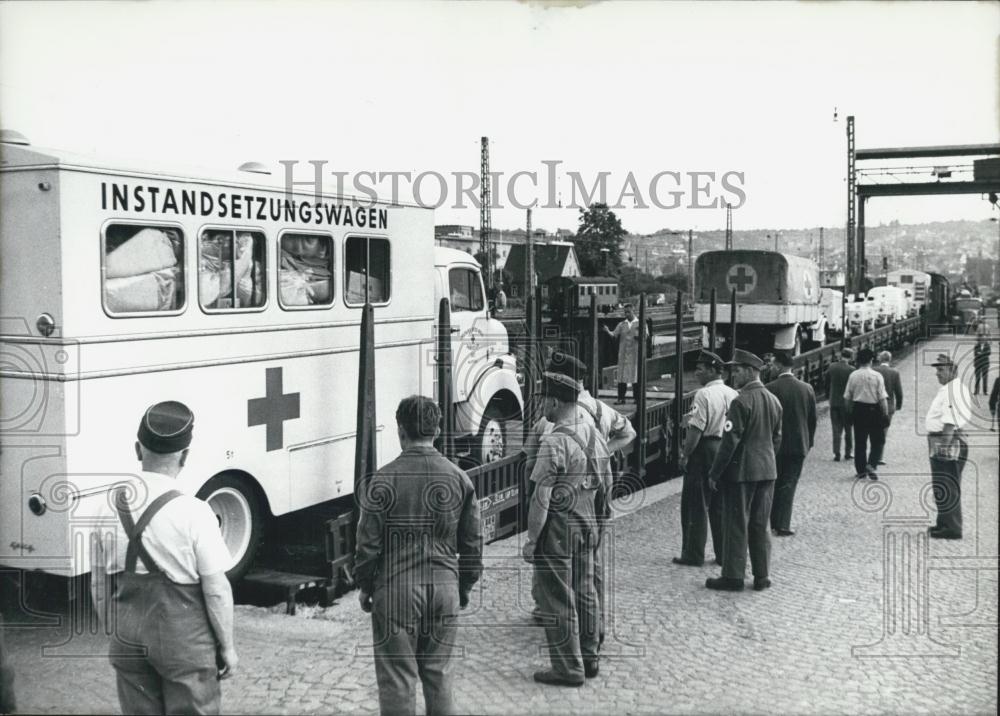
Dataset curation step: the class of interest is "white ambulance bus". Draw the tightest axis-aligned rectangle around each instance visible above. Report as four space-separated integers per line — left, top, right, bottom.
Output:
0 134 522 580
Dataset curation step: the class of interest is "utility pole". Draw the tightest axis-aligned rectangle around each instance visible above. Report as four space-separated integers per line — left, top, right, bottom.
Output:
687 229 694 294
727 205 733 251
525 208 534 301
846 115 856 294
480 137 493 293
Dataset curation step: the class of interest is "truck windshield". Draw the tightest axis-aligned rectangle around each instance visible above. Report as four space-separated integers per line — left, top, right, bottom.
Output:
448 268 484 312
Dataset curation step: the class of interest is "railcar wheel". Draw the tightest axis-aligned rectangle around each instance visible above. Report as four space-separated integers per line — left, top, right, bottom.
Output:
197 474 263 582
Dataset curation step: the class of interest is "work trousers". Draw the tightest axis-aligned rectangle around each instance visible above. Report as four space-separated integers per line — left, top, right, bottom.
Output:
371 581 459 716
679 437 723 563
851 403 886 476
929 439 969 536
108 574 220 716
720 480 775 581
974 365 990 394
770 454 806 532
829 406 853 457
534 522 599 679
617 382 639 403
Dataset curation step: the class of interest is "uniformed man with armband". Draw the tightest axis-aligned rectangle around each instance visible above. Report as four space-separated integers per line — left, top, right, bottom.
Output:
674 350 738 567
91 401 237 716
523 368 609 686
706 350 782 592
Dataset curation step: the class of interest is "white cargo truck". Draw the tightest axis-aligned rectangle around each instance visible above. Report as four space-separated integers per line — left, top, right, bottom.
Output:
0 135 523 580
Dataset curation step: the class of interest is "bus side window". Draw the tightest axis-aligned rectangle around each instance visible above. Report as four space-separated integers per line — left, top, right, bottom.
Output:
279 232 334 308
103 224 185 315
345 236 391 305
200 230 267 310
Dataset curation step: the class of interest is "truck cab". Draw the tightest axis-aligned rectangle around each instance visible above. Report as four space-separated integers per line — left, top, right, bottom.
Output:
433 247 522 464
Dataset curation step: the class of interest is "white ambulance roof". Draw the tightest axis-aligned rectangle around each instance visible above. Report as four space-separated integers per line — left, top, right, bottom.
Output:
0 140 427 210
434 246 481 269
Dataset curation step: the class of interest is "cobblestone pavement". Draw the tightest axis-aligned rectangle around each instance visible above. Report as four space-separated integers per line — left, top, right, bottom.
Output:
5 336 997 715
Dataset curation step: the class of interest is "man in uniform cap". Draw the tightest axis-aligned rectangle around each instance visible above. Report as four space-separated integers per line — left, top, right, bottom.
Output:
91 401 237 715
925 353 973 539
706 349 782 591
674 350 738 566
825 348 855 462
524 352 633 647
524 365 608 685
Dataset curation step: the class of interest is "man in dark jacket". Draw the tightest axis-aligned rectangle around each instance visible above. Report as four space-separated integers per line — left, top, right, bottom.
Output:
766 352 817 536
355 396 483 715
706 349 783 592
874 351 904 465
825 348 855 461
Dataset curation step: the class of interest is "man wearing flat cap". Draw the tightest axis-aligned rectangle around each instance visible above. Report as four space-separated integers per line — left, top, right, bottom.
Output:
674 350 738 567
925 353 973 539
91 401 237 715
524 352 633 647
706 349 782 592
523 364 609 686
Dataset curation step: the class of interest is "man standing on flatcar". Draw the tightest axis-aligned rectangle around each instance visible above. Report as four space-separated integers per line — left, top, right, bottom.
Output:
706 350 782 592
674 350 738 567
604 303 640 405
91 401 237 716
355 396 483 715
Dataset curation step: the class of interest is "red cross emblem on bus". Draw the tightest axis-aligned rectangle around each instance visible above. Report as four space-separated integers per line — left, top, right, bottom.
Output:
804 272 814 299
727 264 756 294
248 367 300 452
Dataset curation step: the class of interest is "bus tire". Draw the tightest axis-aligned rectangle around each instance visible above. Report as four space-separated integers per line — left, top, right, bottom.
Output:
197 474 262 582
473 405 507 466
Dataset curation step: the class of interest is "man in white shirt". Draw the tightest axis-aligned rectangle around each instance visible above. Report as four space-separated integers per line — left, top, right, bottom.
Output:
925 354 973 539
843 347 889 480
91 401 237 715
674 350 738 566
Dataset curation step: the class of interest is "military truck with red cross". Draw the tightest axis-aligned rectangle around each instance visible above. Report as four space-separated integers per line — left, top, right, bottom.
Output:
693 250 823 356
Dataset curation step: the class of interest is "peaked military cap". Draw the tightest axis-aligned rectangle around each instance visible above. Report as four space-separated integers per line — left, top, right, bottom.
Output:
930 353 956 368
695 350 725 368
137 400 194 454
724 348 765 370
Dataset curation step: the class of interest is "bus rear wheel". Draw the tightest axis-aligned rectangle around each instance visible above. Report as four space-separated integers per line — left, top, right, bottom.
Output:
197 474 262 582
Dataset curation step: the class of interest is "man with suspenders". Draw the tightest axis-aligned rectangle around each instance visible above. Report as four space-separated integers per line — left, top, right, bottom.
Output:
91 401 237 715
524 353 635 647
523 364 612 685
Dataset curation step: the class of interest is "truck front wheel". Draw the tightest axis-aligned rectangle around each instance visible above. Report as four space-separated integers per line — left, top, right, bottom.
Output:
473 405 507 466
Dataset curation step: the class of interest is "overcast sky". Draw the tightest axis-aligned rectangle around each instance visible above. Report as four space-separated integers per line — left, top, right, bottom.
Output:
1 1 998 235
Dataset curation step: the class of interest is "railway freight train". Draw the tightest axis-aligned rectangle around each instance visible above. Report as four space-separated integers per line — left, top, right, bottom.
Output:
694 250 823 355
